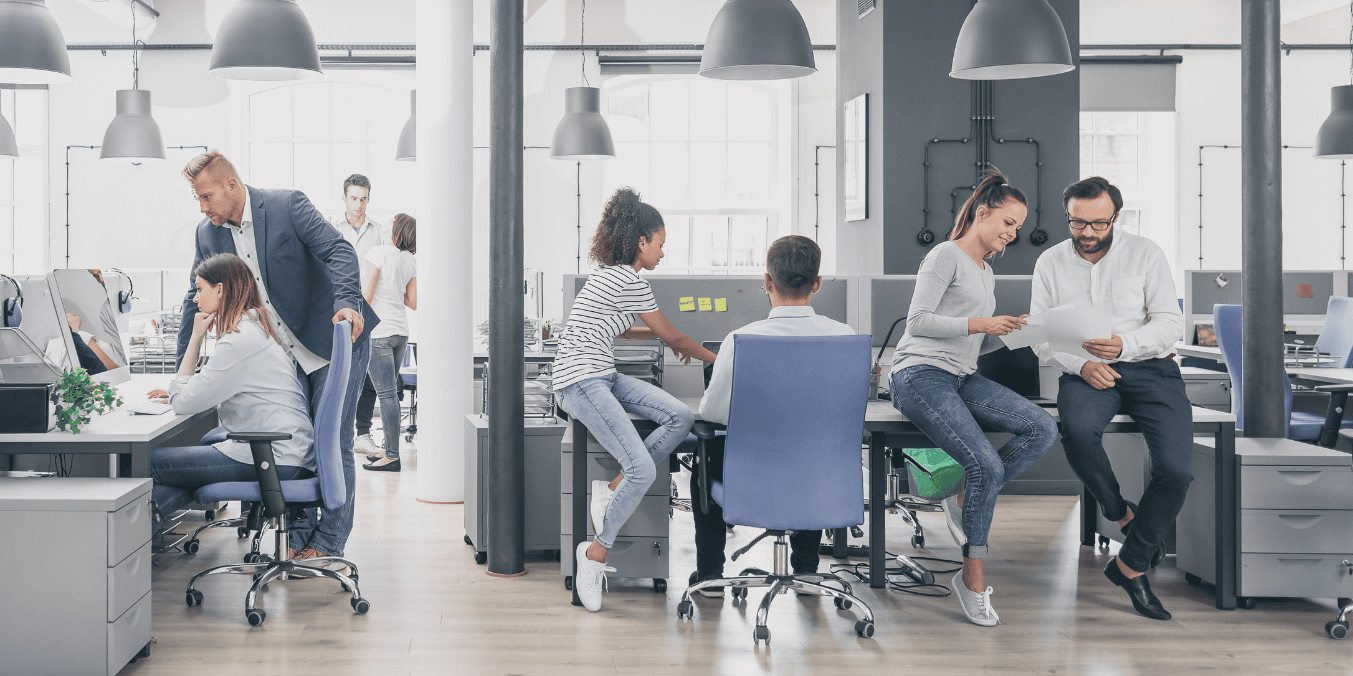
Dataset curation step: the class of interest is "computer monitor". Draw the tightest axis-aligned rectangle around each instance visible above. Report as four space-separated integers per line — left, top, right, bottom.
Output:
50 269 131 386
11 275 80 378
976 346 1041 399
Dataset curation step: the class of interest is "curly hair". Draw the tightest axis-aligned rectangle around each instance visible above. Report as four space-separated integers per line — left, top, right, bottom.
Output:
589 187 665 266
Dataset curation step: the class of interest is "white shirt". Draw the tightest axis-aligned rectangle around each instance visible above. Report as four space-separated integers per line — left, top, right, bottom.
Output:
221 191 329 374
1030 230 1184 375
333 214 386 261
364 244 416 340
699 305 856 425
553 265 659 390
169 311 315 469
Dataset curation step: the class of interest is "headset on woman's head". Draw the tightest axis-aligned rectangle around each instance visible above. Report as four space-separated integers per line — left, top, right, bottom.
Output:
0 273 21 328
106 267 134 313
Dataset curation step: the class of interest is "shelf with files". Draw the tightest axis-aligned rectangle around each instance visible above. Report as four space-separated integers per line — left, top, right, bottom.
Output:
483 358 558 420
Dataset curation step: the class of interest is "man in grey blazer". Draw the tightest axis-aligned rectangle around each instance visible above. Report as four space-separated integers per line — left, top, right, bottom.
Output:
173 150 378 560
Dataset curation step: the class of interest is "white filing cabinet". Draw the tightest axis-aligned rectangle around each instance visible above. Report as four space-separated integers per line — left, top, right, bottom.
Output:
0 478 153 676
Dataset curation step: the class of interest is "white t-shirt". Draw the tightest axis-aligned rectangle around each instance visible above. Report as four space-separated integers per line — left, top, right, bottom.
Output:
552 265 659 390
364 244 416 340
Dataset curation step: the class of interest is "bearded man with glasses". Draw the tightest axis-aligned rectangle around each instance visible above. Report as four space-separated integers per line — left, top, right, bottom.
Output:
1030 177 1190 622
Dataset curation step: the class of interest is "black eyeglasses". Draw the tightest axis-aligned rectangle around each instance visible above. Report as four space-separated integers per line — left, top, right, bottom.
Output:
1067 214 1116 232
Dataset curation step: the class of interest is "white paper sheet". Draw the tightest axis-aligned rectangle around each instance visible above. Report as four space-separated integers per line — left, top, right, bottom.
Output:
997 313 1047 350
1045 304 1114 362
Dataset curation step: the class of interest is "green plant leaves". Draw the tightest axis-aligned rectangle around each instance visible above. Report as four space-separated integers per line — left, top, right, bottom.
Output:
54 367 125 434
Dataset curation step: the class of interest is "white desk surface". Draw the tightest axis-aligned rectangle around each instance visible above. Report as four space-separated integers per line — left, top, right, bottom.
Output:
1286 367 1353 385
0 373 210 444
1176 342 1223 361
674 397 1234 426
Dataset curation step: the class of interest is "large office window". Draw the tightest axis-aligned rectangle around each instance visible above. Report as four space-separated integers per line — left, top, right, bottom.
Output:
244 82 416 225
1078 111 1178 270
0 87 47 275
603 77 789 274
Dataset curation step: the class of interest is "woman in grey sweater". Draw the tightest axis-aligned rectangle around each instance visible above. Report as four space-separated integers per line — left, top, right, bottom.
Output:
889 170 1058 627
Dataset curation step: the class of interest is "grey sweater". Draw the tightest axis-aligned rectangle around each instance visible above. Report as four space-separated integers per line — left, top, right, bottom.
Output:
891 241 999 377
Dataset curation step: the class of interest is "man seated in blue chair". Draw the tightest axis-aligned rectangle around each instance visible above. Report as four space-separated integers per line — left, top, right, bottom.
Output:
692 235 855 596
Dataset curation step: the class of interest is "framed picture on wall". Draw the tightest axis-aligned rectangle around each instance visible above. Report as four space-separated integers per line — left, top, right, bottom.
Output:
843 93 868 222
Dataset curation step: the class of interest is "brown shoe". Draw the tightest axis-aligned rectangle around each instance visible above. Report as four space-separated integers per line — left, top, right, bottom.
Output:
293 546 348 572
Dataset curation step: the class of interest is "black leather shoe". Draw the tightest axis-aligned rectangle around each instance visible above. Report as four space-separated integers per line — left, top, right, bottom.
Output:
1103 558 1171 620
1118 502 1167 569
363 458 401 472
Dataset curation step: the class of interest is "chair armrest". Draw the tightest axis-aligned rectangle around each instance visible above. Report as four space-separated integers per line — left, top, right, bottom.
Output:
226 432 294 442
692 421 724 439
1314 384 1353 392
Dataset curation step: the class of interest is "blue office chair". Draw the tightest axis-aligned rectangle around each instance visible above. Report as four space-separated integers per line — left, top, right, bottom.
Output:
183 321 369 627
1215 304 1353 442
1313 297 1353 367
400 342 417 441
677 334 875 643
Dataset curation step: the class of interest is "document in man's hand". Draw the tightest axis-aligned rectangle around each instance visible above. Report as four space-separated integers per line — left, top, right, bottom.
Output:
1045 304 1114 362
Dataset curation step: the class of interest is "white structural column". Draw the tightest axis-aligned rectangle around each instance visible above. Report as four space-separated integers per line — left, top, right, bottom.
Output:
415 0 472 503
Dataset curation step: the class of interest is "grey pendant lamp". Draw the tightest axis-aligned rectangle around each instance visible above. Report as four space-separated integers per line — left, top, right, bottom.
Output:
550 0 615 160
209 0 322 81
0 0 72 85
101 7 165 162
396 90 416 161
0 113 17 158
1315 5 1353 158
699 0 815 80
950 0 1075 80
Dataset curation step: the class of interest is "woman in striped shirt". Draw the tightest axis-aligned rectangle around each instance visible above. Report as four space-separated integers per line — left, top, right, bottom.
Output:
557 187 716 612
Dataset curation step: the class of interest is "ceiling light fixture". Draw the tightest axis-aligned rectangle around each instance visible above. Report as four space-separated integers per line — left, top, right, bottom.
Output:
396 90 416 161
0 113 16 158
1315 3 1353 158
209 0 322 81
950 0 1075 80
101 3 165 162
699 0 816 80
0 0 72 85
550 0 615 161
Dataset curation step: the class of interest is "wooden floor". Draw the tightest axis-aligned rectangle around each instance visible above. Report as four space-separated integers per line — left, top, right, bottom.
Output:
122 450 1353 676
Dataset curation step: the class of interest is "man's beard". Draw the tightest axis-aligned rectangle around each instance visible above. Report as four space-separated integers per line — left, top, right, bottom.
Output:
1073 229 1113 255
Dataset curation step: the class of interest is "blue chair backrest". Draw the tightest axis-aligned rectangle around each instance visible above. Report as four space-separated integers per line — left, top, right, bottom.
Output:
1316 296 1353 368
314 321 353 510
1214 304 1292 434
721 334 871 531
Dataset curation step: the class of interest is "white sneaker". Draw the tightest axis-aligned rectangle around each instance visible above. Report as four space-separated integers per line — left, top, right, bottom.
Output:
941 494 967 546
574 540 614 612
353 433 376 456
590 480 614 535
952 571 999 626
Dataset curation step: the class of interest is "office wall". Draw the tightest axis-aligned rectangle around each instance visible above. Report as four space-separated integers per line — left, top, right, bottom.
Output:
833 0 883 276
835 0 1078 276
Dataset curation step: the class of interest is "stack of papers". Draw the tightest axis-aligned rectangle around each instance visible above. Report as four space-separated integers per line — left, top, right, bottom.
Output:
998 304 1114 362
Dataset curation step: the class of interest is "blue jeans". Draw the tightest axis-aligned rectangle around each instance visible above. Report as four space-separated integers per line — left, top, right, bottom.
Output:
149 446 312 523
288 333 371 557
367 335 409 460
889 366 1058 558
557 373 694 549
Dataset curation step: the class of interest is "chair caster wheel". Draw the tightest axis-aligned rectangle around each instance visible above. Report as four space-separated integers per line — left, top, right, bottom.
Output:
1098 536 1110 549
474 551 487 565
205 510 216 521
564 576 573 591
855 620 875 638
243 552 259 564
654 578 667 593
246 609 266 627
1328 620 1349 640
184 539 200 555
677 600 692 619
753 626 770 644
1184 572 1202 586
1238 596 1258 610
351 597 371 614
911 535 925 549
464 534 473 546
185 589 204 607
834 597 852 610
238 526 250 539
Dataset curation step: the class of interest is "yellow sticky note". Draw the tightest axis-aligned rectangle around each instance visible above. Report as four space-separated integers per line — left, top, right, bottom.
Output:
698 298 713 311
678 297 696 312
714 298 728 312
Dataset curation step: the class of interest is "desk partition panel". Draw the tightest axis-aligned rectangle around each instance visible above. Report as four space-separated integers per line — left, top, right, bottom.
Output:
861 275 1034 347
1185 270 1345 342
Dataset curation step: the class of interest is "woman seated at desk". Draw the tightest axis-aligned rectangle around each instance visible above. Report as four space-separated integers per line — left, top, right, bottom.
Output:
145 253 314 527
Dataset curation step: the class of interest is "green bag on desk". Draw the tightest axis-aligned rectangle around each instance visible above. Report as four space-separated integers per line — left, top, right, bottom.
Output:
903 448 964 498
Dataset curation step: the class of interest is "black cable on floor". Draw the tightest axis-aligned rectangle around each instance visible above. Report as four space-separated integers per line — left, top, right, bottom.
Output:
830 552 963 597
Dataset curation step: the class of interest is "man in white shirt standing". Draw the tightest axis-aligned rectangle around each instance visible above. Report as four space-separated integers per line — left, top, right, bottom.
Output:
1031 177 1190 622
332 174 385 456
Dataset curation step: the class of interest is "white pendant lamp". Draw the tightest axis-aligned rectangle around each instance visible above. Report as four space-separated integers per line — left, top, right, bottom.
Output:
950 0 1075 80
0 0 72 85
101 7 164 162
550 0 614 160
1315 5 1353 159
209 0 322 81
396 90 416 161
699 0 816 80
0 113 17 158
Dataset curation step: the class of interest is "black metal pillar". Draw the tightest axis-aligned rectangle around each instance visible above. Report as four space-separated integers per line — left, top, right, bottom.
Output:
1241 0 1285 438
486 0 525 577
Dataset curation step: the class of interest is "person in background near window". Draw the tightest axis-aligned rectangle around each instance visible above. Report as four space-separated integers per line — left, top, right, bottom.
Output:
331 174 387 459
360 214 417 472
1031 176 1190 621
556 187 716 612
888 169 1059 627
170 150 376 565
691 235 853 598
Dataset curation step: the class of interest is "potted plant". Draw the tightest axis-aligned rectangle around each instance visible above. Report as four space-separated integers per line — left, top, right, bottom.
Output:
54 368 123 434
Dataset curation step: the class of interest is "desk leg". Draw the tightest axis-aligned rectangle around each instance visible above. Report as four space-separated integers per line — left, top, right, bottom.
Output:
571 418 587 607
869 431 886 589
1319 391 1348 448
109 454 119 479
130 442 150 479
833 528 848 559
1080 485 1098 547
1213 423 1237 610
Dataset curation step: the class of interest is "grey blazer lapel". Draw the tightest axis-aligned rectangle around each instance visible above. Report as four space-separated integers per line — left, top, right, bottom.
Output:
249 186 269 287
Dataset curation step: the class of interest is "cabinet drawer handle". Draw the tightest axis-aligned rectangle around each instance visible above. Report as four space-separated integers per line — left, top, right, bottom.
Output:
1276 471 1322 485
1276 514 1322 529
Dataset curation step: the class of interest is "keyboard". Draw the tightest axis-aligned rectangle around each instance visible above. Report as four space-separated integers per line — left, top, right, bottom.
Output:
128 400 173 416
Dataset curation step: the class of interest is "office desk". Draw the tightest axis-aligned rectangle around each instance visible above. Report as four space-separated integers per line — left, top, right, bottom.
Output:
0 374 217 478
1176 343 1223 362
